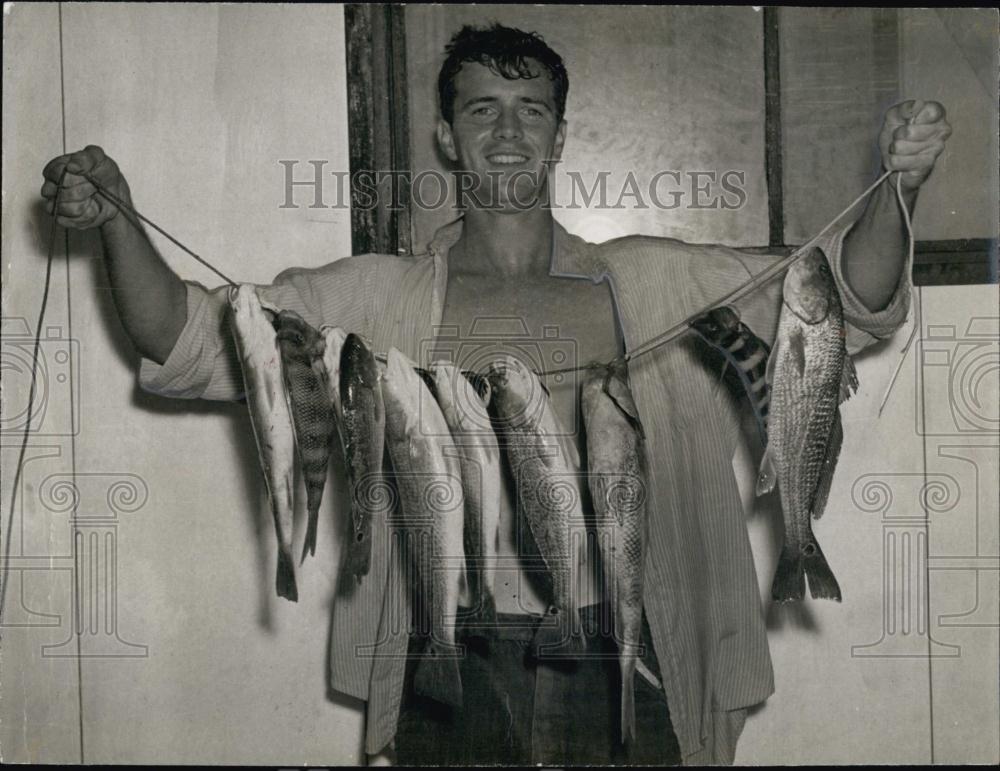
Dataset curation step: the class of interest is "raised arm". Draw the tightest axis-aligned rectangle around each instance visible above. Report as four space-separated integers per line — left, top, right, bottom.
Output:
41 145 187 364
841 100 951 311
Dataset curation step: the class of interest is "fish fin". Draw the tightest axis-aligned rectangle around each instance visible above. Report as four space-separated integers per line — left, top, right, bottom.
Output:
756 444 777 496
811 413 843 520
344 529 372 579
413 641 464 708
465 590 497 631
804 541 842 601
788 327 806 378
770 543 807 603
839 354 859 404
276 548 298 602
603 368 646 440
635 658 662 691
621 670 637 746
764 334 779 386
534 607 586 659
300 513 318 563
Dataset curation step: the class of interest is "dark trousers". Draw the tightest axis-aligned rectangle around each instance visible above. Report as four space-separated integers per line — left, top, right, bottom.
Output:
395 603 682 766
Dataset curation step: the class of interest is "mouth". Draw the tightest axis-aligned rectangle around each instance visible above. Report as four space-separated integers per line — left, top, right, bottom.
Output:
486 153 530 166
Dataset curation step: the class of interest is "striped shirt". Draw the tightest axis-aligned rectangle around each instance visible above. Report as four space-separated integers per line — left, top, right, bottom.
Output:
139 217 911 764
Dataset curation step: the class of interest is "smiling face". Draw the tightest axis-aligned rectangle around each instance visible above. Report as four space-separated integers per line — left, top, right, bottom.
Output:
437 60 567 213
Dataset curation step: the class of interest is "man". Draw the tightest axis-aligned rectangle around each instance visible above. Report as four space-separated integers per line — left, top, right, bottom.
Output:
42 23 951 766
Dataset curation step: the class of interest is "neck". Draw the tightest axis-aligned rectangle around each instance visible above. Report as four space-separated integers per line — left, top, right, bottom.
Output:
453 205 554 278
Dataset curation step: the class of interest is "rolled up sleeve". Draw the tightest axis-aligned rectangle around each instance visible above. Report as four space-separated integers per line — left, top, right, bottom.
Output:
138 280 243 401
820 222 913 355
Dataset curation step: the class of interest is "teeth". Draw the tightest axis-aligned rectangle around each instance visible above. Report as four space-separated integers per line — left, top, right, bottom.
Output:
489 154 528 164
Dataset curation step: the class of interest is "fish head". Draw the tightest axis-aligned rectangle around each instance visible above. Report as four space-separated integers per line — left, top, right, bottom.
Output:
430 361 492 433
275 311 324 363
783 249 834 324
486 354 544 430
321 326 348 381
228 284 276 350
342 333 380 389
690 306 740 341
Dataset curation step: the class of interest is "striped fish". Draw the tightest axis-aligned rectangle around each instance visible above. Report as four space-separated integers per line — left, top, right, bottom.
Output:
274 310 336 562
689 306 771 445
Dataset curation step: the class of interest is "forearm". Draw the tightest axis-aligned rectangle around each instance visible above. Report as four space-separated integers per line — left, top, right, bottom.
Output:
99 183 188 365
841 176 916 313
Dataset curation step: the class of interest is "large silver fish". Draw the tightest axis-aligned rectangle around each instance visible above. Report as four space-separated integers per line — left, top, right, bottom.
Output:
382 348 465 707
487 355 586 657
756 248 856 603
228 285 298 602
275 310 336 562
581 363 649 744
339 333 386 580
429 361 501 624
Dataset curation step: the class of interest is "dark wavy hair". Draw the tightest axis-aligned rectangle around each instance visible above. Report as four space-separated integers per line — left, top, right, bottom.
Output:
438 23 569 125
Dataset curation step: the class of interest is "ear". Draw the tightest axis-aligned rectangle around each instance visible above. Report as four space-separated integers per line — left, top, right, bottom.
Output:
552 120 568 161
437 118 459 163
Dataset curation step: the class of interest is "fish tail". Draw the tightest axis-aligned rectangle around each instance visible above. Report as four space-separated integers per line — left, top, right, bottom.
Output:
620 658 637 746
276 547 298 602
770 544 806 603
804 541 842 601
466 587 497 630
533 607 586 659
413 640 464 708
300 512 318 563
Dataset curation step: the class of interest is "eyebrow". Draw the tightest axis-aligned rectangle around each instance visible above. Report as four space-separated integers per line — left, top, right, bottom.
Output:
461 96 553 112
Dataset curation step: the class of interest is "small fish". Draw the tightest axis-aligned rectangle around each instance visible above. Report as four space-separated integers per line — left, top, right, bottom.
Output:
756 248 856 603
314 326 349 418
339 333 386 580
429 361 501 625
275 310 336 562
689 305 772 445
487 355 586 658
581 363 648 745
228 285 298 601
383 348 465 707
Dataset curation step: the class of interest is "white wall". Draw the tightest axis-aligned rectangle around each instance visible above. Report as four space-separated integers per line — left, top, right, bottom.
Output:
2 3 358 764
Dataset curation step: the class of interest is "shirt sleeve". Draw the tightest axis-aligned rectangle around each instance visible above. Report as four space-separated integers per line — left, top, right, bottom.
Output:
138 257 365 402
731 222 913 356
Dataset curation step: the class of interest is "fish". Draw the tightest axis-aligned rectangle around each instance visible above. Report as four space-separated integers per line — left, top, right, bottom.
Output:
382 348 465 707
339 333 386 580
581 363 650 745
429 361 501 625
689 305 772 446
314 326 349 418
486 354 586 658
274 310 336 562
756 248 856 603
227 285 298 602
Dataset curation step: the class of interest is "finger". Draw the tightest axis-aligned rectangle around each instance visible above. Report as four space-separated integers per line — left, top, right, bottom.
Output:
48 180 98 204
42 155 71 183
913 100 945 125
890 138 946 157
56 199 97 219
64 145 105 175
901 99 926 124
895 122 952 142
885 149 939 172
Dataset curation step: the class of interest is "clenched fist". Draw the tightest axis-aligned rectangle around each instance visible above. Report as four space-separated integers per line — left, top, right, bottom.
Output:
41 145 128 230
879 100 951 192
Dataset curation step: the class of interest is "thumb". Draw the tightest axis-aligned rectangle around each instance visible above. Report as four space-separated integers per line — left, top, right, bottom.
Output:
902 99 926 124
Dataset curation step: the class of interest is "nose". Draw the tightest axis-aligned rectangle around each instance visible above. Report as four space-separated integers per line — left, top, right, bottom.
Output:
492 109 523 141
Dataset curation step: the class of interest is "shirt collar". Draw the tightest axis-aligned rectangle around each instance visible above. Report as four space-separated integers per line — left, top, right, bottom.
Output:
424 214 603 281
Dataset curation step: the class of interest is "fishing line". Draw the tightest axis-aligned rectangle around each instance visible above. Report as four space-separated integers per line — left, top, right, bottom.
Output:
81 173 239 288
0 169 69 627
79 161 911 380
